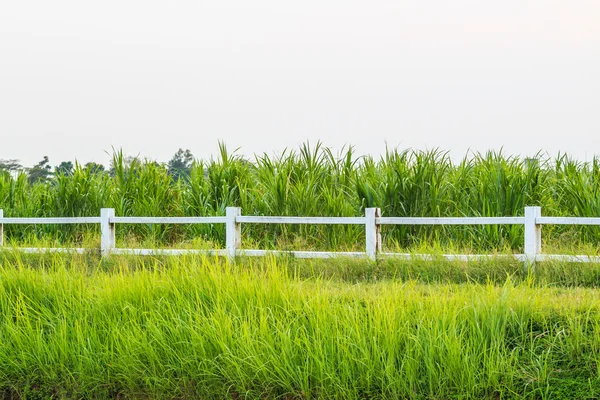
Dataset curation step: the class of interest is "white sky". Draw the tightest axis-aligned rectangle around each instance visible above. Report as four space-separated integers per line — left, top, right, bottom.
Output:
1 0 599 167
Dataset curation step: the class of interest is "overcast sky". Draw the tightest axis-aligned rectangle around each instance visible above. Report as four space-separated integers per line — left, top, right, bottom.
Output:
1 0 599 167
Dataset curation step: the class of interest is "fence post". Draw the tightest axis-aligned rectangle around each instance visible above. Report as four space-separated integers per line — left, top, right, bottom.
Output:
365 207 381 260
0 209 3 247
524 206 541 266
226 207 241 261
101 208 115 257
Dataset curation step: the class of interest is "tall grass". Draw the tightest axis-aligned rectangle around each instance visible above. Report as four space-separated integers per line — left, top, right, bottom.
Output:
1 144 600 251
0 252 599 399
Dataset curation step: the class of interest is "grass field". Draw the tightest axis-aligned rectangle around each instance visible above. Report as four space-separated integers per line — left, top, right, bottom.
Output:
1 251 600 399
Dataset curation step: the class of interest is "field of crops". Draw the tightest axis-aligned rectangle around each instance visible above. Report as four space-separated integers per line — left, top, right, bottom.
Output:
2 144 600 251
0 252 599 399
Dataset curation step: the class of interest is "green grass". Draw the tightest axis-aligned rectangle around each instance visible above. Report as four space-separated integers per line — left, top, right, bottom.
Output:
1 252 600 399
3 143 600 251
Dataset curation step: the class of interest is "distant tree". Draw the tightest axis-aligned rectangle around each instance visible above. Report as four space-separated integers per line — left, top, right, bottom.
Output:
167 149 194 180
0 159 23 173
84 162 105 174
109 154 137 178
28 156 52 184
55 161 74 176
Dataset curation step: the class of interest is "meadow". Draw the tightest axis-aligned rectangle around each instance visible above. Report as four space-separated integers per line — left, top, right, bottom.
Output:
1 252 600 399
2 145 600 399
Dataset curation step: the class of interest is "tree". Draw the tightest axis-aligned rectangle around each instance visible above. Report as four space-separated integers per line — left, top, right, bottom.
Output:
167 149 194 180
55 161 74 176
28 156 52 184
84 162 105 174
0 159 23 173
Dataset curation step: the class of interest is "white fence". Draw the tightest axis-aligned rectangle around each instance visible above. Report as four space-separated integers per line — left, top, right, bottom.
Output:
1 207 600 263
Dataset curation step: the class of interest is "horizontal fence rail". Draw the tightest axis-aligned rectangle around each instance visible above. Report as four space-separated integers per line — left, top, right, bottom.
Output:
236 216 366 225
0 217 101 224
536 217 600 225
1 206 600 265
376 217 525 225
111 217 227 224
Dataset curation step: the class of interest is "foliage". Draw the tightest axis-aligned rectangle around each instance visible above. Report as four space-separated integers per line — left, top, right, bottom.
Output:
0 159 22 173
26 156 52 184
1 143 600 250
0 253 599 399
84 161 105 174
55 161 74 176
167 148 194 180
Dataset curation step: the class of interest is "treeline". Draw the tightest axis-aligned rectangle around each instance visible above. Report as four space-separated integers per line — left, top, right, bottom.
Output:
0 148 194 184
1 142 599 251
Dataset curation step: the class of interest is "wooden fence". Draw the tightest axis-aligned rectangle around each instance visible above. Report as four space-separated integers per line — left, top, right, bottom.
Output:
1 207 600 263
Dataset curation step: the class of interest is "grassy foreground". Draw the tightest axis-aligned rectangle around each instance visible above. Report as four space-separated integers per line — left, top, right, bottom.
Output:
1 252 600 399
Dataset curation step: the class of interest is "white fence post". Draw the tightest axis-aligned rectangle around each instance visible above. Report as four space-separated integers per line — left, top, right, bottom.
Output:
226 207 241 261
365 207 381 260
524 206 541 265
0 209 3 247
101 208 115 257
